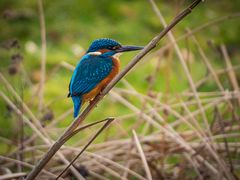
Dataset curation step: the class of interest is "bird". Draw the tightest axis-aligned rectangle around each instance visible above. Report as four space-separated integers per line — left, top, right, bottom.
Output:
68 38 143 118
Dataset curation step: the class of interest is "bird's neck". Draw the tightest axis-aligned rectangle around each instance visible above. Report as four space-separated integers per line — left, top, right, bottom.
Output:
111 56 120 69
112 53 122 59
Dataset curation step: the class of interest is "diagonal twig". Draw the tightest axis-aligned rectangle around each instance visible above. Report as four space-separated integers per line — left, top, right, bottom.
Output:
56 118 114 179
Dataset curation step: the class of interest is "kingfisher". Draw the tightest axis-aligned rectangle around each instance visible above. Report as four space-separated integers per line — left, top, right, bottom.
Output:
68 38 143 118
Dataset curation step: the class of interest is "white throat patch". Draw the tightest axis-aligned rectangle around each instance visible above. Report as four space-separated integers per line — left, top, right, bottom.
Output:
87 51 102 56
113 53 122 58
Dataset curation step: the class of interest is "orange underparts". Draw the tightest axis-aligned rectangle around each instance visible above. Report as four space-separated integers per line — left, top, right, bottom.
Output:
82 55 120 103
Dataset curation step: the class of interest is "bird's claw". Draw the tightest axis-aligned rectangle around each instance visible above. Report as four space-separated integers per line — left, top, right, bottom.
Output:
99 90 104 96
89 99 98 107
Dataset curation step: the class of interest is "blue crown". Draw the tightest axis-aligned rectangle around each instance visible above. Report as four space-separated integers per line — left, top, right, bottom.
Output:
87 38 121 53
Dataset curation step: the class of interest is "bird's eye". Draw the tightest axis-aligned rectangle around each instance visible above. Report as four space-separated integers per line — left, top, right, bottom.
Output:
112 46 120 50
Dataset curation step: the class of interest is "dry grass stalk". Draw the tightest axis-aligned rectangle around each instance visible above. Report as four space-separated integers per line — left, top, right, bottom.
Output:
132 130 153 180
0 155 59 179
220 44 240 105
37 0 47 112
0 90 84 179
148 0 211 139
0 172 26 180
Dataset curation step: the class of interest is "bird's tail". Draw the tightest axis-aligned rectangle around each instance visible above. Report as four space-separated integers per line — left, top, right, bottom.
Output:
72 96 82 118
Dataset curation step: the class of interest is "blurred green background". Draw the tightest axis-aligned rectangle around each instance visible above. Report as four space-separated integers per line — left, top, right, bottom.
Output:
0 0 240 144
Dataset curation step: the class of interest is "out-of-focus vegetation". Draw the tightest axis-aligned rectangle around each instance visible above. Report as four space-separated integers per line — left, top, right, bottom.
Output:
0 0 240 179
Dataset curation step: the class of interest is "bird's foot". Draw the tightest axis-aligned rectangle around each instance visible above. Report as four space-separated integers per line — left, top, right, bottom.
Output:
89 99 97 107
99 88 106 96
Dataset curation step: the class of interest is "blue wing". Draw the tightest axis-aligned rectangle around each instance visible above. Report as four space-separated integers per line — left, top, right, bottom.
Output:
69 54 113 97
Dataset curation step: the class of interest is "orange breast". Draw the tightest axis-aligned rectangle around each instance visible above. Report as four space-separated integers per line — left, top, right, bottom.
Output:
82 57 120 103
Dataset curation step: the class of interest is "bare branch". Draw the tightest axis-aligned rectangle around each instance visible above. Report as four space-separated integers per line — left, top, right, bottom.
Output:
56 118 114 179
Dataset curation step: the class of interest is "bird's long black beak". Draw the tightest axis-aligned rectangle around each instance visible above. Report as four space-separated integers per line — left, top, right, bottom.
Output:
116 45 144 53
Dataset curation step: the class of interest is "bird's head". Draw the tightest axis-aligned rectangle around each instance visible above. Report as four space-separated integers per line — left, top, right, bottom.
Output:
86 38 143 57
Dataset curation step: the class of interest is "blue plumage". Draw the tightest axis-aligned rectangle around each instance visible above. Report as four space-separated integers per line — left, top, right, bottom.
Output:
68 38 143 118
69 54 113 117
72 96 82 118
87 38 121 53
